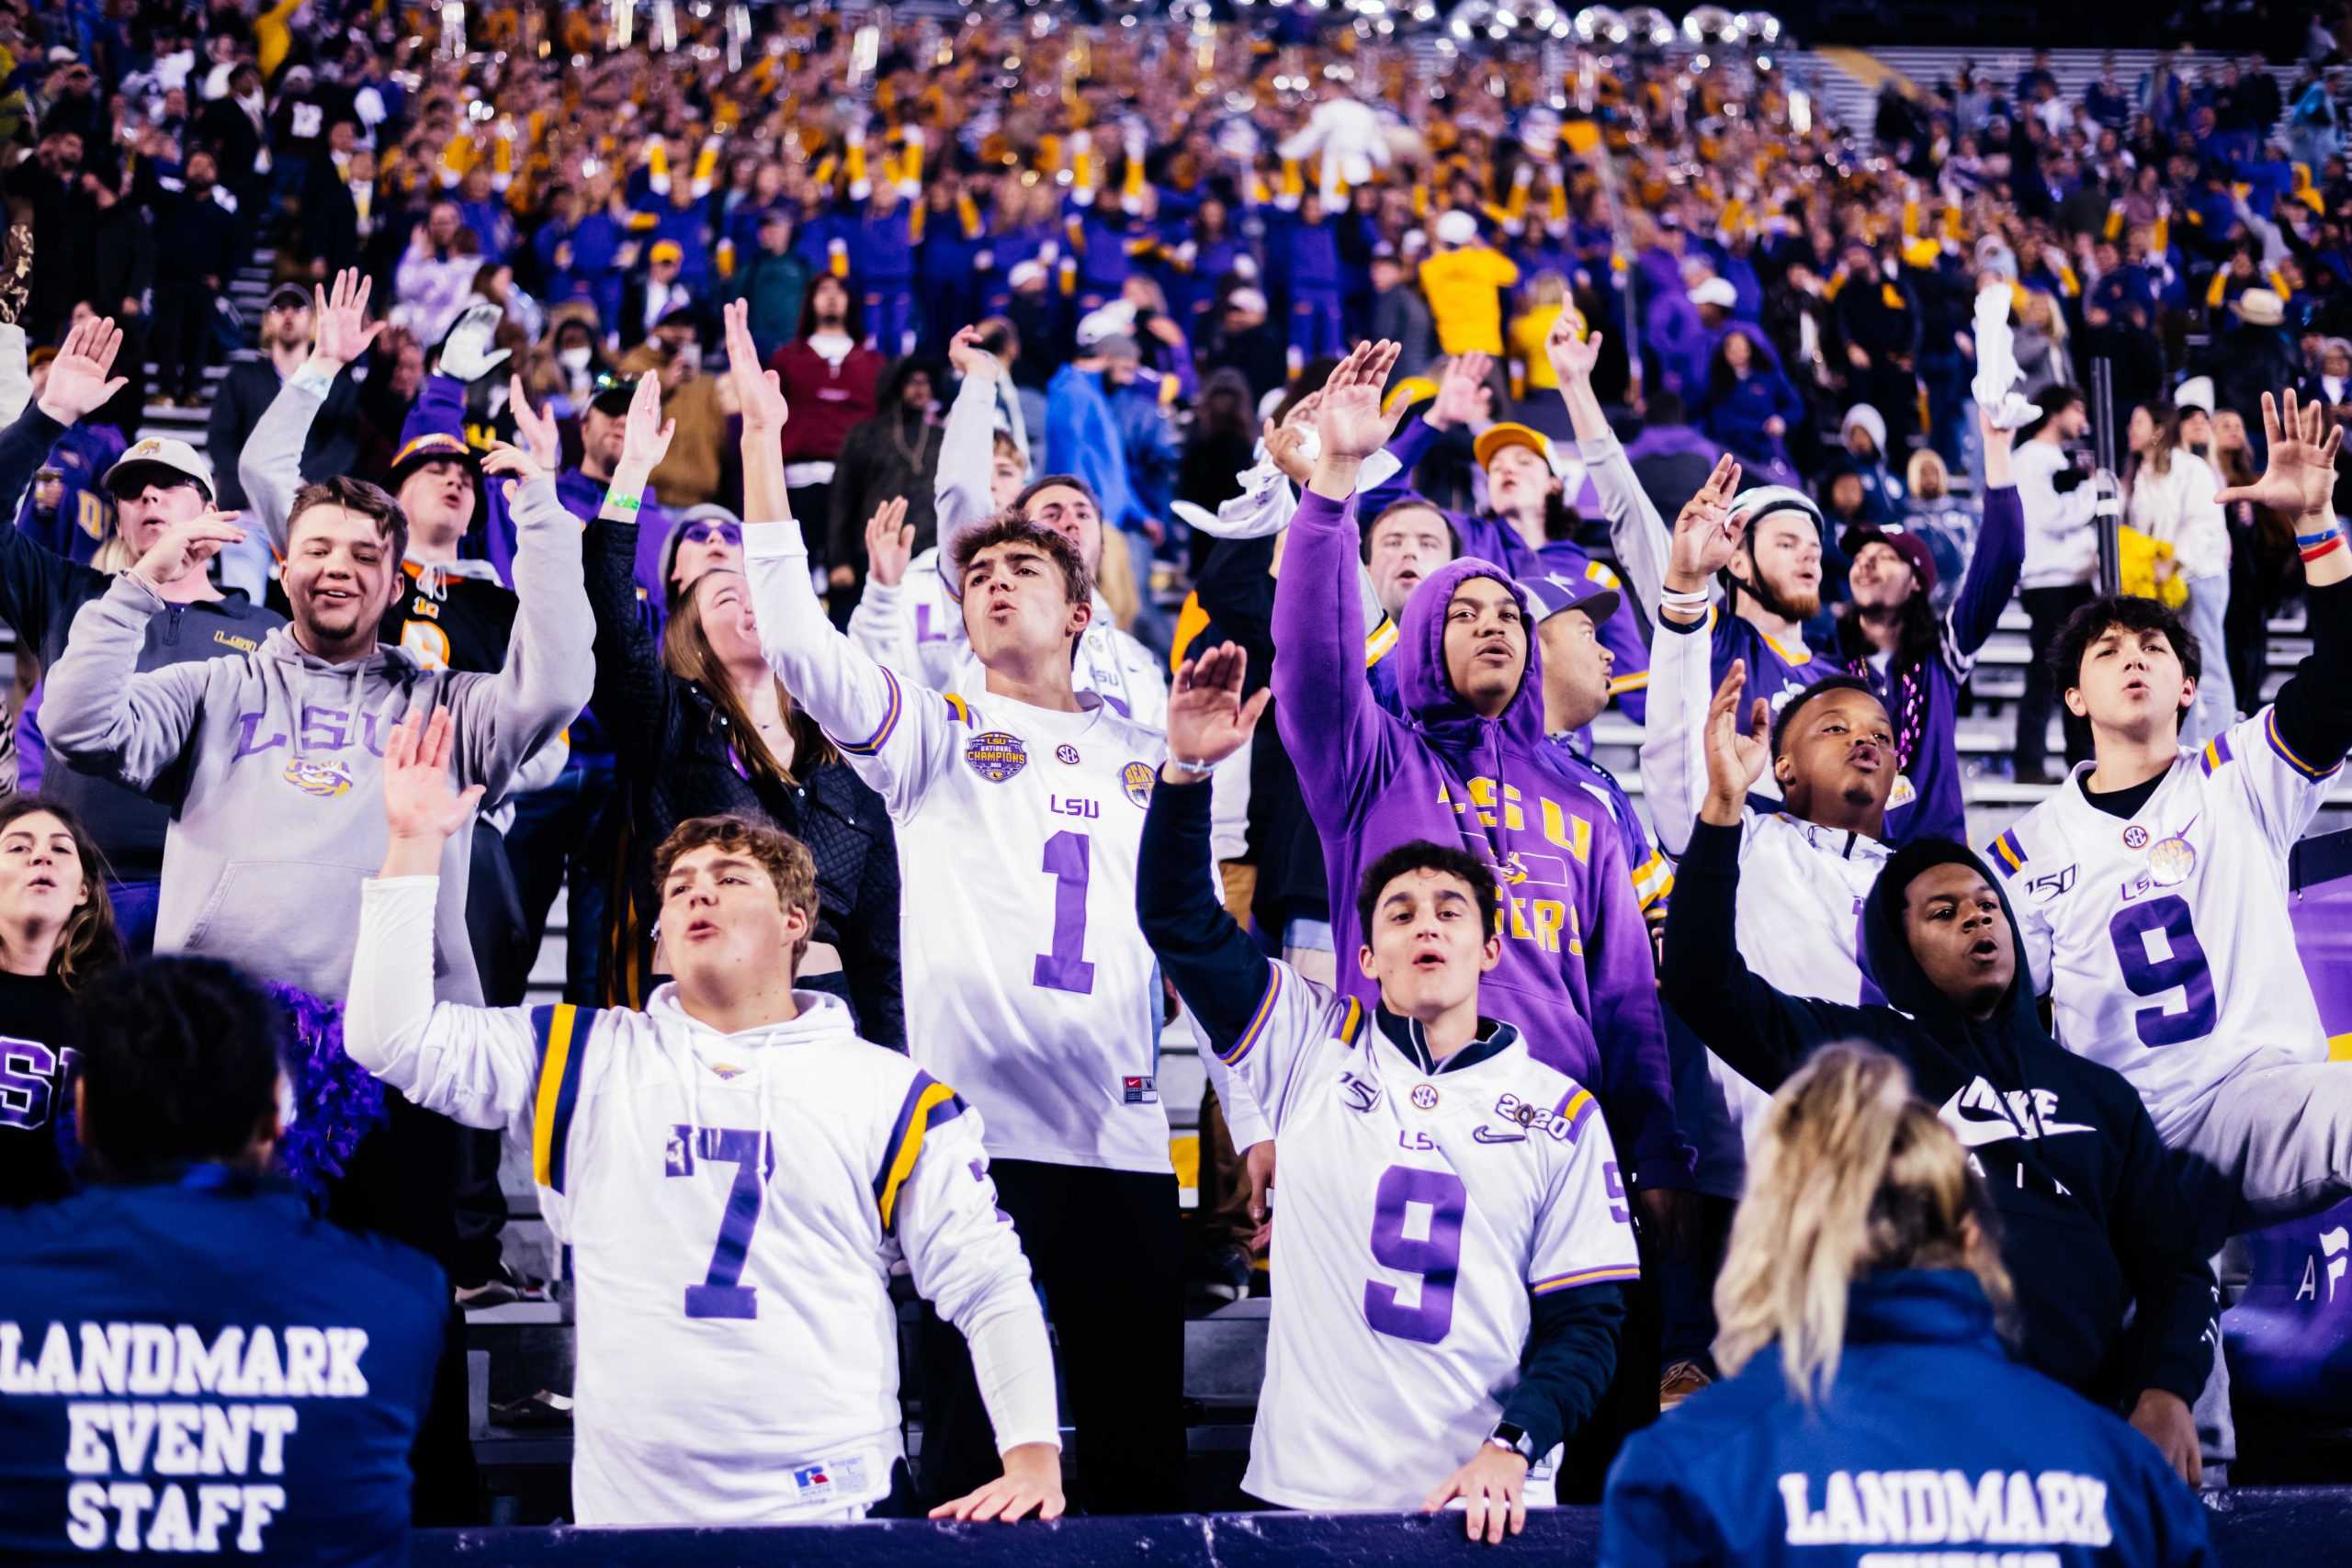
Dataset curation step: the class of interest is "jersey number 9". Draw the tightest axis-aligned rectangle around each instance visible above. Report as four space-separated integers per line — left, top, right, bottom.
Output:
2109 895 2218 1048
1364 1165 1466 1345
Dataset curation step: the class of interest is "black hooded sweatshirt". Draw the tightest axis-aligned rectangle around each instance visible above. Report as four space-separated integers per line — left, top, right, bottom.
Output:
1662 821 2217 1410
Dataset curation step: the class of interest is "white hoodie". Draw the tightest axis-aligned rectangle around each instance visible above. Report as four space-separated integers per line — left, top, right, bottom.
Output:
345 874 1058 1524
2127 446 2230 582
2013 436 2100 591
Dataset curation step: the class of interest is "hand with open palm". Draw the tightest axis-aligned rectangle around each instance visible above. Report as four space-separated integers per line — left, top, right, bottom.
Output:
2216 388 2343 522
36 312 129 425
310 266 385 372
1314 338 1406 465
1701 660 1770 827
722 299 790 436
1164 642 1272 776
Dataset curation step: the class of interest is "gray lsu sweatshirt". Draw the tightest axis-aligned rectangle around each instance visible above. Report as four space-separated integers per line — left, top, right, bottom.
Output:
40 475 593 1005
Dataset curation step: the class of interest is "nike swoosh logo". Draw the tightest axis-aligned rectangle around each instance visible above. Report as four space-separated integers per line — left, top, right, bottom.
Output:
1472 1125 1528 1145
1936 1084 2097 1148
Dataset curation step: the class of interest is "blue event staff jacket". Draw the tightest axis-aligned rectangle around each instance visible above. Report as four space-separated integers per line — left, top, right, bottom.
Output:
0 1168 444 1563
1599 1269 2213 1567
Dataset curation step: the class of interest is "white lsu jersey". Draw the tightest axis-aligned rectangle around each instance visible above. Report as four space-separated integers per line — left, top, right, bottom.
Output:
1644 611 1891 1190
345 879 1057 1527
1993 708 2340 1141
752 520 1175 1173
848 551 1170 730
1221 964 1638 1510
1687 813 1893 1196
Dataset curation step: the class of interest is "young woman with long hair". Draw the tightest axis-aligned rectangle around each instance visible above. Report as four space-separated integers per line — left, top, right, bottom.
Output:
1600 1043 2212 1568
0 795 122 1202
583 500 903 1043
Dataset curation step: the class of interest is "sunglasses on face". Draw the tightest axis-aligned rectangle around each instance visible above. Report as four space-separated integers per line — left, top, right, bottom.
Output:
681 521 741 547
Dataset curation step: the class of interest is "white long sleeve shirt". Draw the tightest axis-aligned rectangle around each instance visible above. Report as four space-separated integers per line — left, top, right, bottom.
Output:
2014 438 2100 590
342 875 1059 1525
2126 447 2229 582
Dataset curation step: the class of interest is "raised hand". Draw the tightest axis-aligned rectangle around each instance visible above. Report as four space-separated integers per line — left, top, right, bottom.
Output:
617 370 677 477
1667 453 1745 592
1163 642 1272 773
1314 338 1406 465
382 706 486 847
437 299 511 382
864 495 914 587
1282 386 1326 433
1262 417 1313 488
481 438 548 491
1428 349 1492 430
507 374 560 474
132 509 244 591
1701 660 1771 825
310 266 384 370
1544 312 1601 385
36 312 128 424
946 322 1001 383
721 299 789 436
2215 388 2343 521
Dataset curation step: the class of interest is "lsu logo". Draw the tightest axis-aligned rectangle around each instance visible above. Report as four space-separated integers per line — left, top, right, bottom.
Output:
1122 761 1156 808
282 756 353 798
964 730 1028 783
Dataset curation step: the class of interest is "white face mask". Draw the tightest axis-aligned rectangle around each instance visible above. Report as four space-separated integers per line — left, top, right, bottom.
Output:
559 345 593 372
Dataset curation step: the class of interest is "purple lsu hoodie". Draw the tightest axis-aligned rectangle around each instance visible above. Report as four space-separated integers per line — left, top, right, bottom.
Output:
1272 485 1690 1186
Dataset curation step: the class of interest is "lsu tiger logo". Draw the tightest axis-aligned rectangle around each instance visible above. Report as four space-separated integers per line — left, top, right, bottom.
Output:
1121 761 1156 808
282 756 354 798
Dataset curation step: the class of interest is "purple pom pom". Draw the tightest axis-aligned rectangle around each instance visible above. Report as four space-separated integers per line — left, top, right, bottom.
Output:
267 983 387 1198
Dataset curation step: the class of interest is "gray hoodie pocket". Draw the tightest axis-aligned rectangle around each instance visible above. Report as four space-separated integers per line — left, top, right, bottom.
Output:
181 861 371 990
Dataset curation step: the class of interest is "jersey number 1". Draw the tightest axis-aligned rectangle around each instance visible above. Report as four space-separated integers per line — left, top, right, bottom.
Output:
667 1124 770 1320
1365 1166 1466 1345
1034 830 1096 994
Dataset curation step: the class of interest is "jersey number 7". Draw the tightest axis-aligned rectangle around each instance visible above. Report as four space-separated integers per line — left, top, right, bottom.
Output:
666 1124 772 1320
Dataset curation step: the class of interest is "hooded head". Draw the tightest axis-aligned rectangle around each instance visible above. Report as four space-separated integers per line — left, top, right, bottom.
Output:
1396 556 1548 756
1861 840 2038 1040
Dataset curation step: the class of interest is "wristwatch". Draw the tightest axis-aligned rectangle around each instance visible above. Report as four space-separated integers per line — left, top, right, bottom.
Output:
1486 1422 1536 1464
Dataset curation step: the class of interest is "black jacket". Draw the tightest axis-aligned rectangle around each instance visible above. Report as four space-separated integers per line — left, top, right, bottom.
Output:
205 357 364 512
583 519 902 1046
1661 823 2217 1410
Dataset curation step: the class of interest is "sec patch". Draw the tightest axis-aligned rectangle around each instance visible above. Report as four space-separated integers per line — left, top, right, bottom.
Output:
965 730 1028 784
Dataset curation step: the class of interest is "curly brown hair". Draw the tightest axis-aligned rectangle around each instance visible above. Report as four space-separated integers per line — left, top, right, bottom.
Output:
0 795 122 993
650 814 820 964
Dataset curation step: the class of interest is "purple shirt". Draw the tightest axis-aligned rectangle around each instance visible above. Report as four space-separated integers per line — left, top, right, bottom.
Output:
1272 486 1688 1184
1867 484 2027 846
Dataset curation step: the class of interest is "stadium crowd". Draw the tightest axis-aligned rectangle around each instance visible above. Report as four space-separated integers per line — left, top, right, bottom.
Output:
2 0 2352 1560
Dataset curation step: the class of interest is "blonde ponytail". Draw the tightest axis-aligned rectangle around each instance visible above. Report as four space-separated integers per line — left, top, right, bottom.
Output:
1712 1043 2012 1404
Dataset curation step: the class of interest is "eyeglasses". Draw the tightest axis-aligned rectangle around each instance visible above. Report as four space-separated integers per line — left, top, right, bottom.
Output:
680 521 741 547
